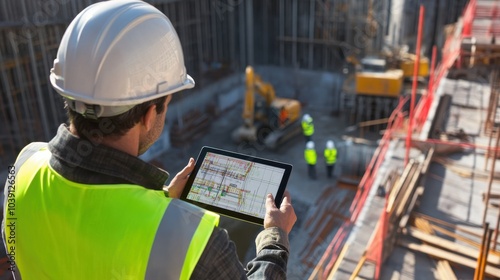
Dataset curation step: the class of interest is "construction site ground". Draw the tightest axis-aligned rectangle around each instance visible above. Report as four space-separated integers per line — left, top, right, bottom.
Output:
155 69 359 279
156 72 500 279
1 1 493 279
390 78 498 280
336 76 500 280
1 65 498 279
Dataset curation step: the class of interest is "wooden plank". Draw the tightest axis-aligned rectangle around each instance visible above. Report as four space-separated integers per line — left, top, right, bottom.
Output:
394 163 422 218
421 147 435 174
413 218 457 280
437 260 457 280
429 224 482 248
407 227 500 265
411 139 464 155
358 118 390 128
433 156 500 180
399 240 500 277
413 212 484 239
399 186 424 228
387 161 413 213
349 253 367 280
483 192 500 200
326 243 350 280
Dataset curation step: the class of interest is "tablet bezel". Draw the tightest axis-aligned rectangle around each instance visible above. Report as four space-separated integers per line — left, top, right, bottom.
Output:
180 146 292 225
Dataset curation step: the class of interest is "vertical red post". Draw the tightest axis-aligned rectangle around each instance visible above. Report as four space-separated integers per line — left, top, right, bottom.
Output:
373 201 388 279
428 45 437 98
420 45 438 126
405 5 425 166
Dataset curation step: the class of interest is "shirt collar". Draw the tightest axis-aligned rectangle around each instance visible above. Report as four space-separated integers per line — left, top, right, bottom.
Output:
48 124 169 190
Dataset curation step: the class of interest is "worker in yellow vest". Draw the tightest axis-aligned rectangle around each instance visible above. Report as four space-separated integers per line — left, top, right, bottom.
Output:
324 140 338 178
2 1 297 279
301 114 314 142
304 141 317 180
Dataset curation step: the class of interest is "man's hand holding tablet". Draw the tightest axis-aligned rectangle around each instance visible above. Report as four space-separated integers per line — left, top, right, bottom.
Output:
264 191 296 234
180 146 294 226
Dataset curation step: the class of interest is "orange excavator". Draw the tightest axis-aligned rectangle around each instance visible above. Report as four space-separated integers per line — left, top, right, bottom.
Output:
231 66 302 149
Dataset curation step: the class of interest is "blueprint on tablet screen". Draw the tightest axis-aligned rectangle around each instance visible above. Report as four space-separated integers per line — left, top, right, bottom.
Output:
186 152 285 218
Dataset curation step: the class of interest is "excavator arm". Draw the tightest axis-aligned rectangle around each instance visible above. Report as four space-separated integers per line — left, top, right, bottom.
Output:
242 66 276 127
234 65 301 149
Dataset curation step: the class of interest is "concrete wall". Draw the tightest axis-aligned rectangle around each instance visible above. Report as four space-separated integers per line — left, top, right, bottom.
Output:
141 65 347 161
167 64 347 127
254 65 345 113
386 0 468 60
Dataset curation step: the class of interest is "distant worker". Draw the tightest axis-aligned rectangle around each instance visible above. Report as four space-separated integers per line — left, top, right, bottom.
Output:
301 114 314 142
279 106 289 127
304 141 317 180
2 1 297 279
324 140 337 178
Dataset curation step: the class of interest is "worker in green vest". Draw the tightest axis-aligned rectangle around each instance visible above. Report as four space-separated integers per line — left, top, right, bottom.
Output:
324 140 338 178
304 141 317 180
301 114 315 142
2 1 297 279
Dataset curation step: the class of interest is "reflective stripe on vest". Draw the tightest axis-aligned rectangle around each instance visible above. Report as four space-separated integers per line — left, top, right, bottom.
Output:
4 144 219 279
324 148 337 164
146 199 220 279
304 149 317 165
301 120 314 136
2 142 46 280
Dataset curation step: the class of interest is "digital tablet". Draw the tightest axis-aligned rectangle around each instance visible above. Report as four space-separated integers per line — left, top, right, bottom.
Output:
180 146 292 225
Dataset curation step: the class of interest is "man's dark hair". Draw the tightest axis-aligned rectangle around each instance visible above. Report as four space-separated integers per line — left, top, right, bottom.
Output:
67 95 168 139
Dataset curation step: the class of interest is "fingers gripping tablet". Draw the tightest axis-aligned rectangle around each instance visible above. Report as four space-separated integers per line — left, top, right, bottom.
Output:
180 146 292 225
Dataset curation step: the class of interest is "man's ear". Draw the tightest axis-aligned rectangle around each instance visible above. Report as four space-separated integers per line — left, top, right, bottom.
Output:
142 104 157 132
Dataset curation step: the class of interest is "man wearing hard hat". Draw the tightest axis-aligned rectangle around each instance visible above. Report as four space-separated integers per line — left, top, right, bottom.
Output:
301 114 314 142
2 1 296 279
304 141 317 180
324 140 337 178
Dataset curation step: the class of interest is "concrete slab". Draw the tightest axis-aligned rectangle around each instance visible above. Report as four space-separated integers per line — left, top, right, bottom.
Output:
377 78 498 279
321 76 500 280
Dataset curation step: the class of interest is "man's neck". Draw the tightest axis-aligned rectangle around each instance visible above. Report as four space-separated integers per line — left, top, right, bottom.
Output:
69 123 139 156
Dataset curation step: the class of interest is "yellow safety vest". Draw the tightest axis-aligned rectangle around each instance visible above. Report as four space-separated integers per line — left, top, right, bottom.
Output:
301 120 314 136
304 148 317 165
324 148 337 164
3 143 219 279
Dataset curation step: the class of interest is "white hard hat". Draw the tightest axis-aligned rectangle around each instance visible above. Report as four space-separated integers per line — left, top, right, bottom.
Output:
306 141 315 149
50 0 194 118
303 114 312 122
326 140 335 149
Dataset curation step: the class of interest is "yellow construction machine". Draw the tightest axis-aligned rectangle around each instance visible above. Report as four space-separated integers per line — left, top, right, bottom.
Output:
351 57 405 97
232 66 302 149
345 51 429 98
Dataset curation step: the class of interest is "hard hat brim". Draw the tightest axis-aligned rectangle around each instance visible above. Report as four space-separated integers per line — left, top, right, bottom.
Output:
51 73 195 108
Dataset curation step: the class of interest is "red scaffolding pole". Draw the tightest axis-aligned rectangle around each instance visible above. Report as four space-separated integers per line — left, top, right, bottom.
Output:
405 5 425 166
414 45 438 130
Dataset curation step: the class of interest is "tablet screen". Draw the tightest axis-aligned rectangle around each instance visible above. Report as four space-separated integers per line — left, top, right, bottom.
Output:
181 146 292 225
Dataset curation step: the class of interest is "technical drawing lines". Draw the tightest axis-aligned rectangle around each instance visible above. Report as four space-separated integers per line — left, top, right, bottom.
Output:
187 152 285 218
